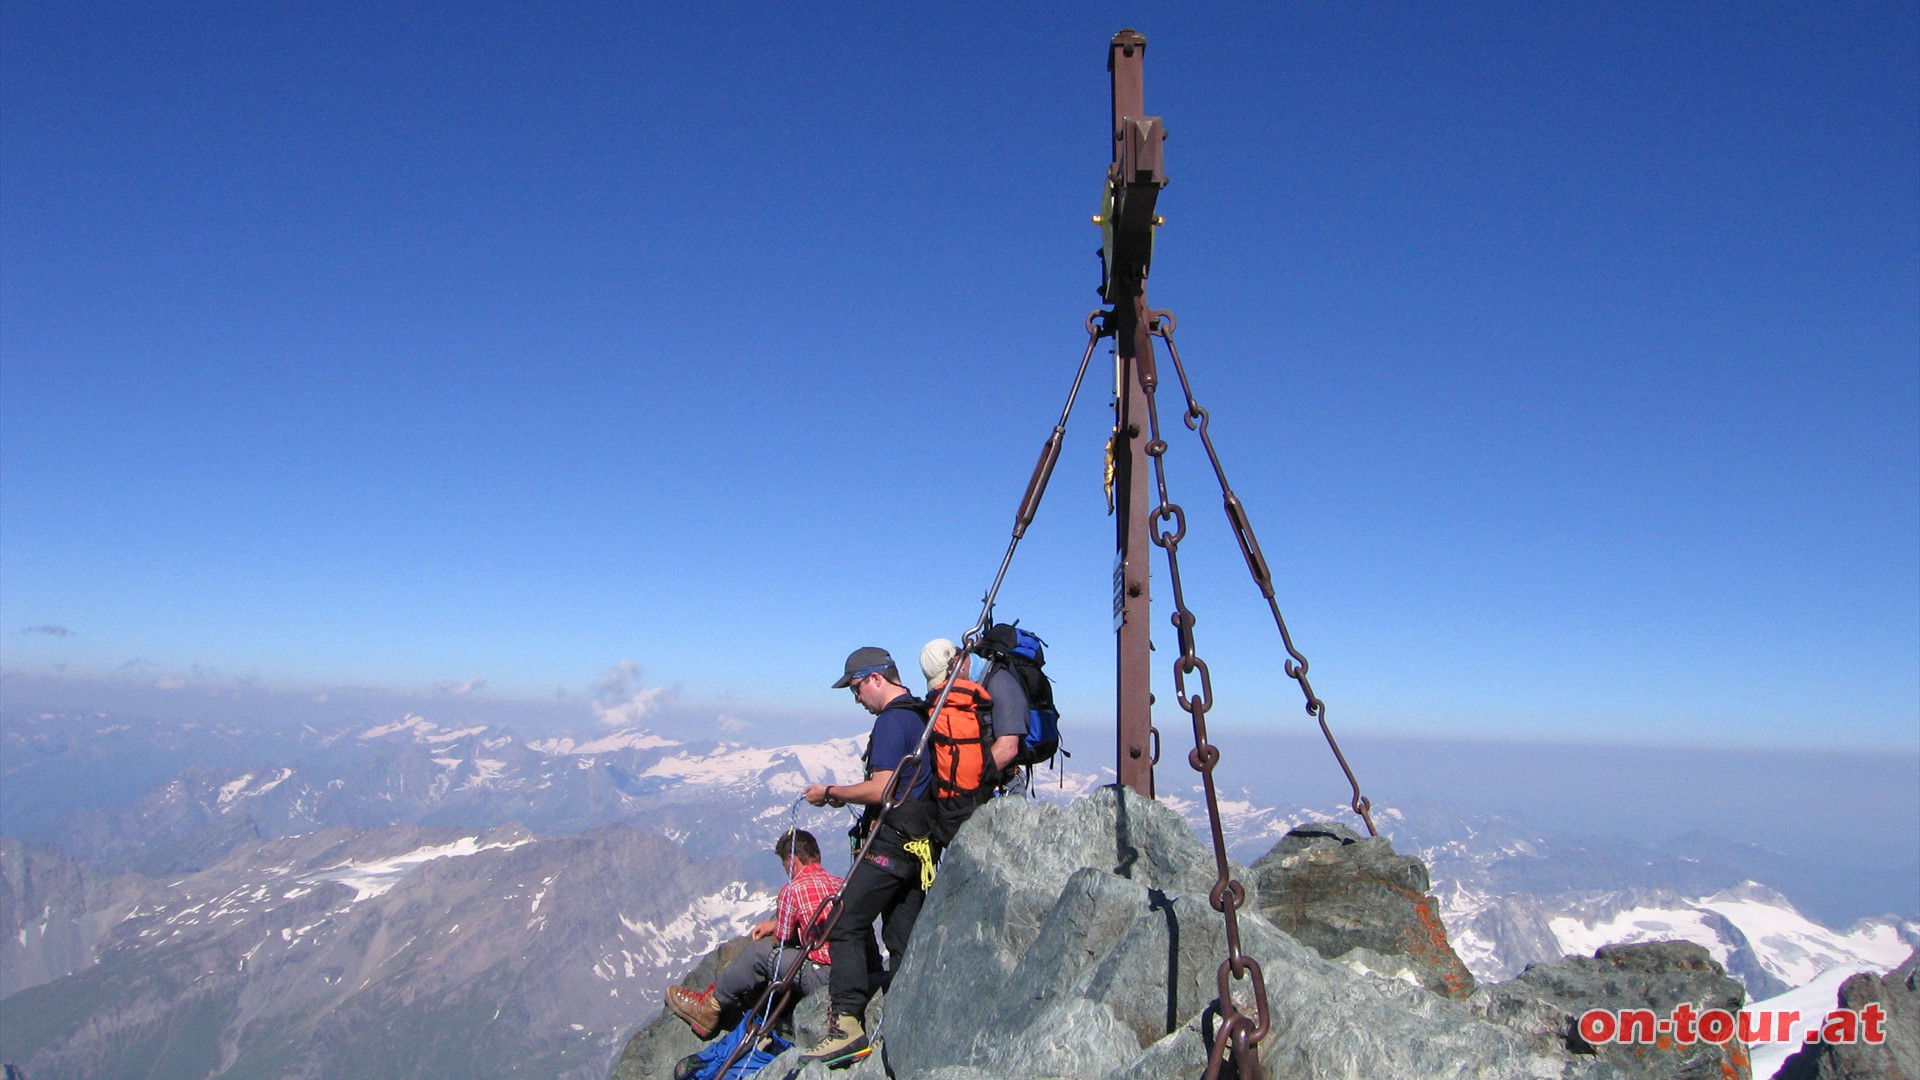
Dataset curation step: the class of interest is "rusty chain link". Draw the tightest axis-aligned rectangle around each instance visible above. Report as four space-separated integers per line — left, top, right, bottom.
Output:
1135 312 1270 1080
1151 311 1377 840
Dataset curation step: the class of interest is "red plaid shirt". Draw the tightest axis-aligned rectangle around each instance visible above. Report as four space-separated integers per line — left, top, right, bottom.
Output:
774 861 843 966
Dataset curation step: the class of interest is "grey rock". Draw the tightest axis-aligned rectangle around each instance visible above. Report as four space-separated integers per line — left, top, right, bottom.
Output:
1773 949 1918 1080
1558 887 1792 1000
0 837 156 998
1471 940 1750 1080
1454 889 1588 983
1251 820 1478 997
882 785 1617 1079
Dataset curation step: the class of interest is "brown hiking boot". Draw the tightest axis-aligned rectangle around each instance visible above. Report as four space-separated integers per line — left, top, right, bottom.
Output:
665 984 722 1040
799 1012 867 1067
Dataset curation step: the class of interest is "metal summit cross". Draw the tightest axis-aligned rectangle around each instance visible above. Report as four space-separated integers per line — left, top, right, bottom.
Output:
1089 31 1381 1078
1092 31 1375 842
1103 29 1166 801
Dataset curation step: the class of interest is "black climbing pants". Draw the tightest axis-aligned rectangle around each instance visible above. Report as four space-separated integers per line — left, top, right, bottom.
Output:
824 844 924 1022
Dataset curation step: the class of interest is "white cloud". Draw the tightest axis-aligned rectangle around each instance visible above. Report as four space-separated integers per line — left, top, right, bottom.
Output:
715 713 750 734
434 677 488 696
155 675 186 690
591 661 666 728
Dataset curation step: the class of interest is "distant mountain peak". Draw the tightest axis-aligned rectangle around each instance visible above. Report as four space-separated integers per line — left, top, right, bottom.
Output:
637 736 867 793
357 714 499 744
526 729 682 755
1704 879 1792 906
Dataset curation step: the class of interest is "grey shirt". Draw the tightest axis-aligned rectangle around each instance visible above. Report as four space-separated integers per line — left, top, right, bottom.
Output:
981 664 1031 796
981 665 1028 743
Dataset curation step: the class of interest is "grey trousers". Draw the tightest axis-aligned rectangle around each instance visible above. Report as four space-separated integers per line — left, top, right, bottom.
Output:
713 936 830 1013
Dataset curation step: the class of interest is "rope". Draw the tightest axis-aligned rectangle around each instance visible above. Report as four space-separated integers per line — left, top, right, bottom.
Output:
902 838 938 890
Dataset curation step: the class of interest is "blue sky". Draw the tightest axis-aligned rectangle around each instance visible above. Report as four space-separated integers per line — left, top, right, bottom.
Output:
3 3 1915 752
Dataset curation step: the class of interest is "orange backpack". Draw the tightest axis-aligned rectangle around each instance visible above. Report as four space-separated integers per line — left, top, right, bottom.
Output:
925 678 995 798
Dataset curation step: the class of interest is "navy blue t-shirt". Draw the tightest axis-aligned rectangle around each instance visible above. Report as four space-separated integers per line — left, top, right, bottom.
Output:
865 695 933 801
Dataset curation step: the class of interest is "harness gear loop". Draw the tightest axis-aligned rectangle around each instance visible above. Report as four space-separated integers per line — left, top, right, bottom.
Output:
903 838 938 890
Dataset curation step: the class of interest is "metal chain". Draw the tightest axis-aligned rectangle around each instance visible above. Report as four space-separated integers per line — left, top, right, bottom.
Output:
1151 311 1377 839
709 318 1109 1078
715 310 1374 1078
1135 313 1270 1080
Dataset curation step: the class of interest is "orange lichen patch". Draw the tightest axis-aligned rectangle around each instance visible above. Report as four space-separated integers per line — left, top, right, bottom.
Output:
1616 1035 1748 1079
1399 895 1472 997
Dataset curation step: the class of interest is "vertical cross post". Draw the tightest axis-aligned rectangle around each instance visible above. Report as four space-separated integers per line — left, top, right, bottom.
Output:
1104 29 1165 799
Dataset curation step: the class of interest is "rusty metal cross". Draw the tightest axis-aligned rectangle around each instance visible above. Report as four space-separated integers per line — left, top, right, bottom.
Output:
1103 28 1167 800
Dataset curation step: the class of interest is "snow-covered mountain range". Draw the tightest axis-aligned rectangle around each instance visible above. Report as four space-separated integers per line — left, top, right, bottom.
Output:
2 708 1913 1080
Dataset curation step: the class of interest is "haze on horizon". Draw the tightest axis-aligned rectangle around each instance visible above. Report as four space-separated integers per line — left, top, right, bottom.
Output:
4 672 1916 891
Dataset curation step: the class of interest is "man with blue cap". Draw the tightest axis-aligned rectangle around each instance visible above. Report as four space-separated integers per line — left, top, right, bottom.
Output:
798 646 936 1065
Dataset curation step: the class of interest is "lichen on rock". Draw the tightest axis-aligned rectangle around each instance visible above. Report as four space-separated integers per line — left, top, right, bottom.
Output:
1251 820 1478 998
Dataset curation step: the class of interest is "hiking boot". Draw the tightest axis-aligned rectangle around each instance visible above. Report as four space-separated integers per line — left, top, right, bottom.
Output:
799 1013 867 1067
665 984 722 1040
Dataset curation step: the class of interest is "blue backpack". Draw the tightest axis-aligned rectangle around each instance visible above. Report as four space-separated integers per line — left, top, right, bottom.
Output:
674 1022 792 1080
975 623 1062 767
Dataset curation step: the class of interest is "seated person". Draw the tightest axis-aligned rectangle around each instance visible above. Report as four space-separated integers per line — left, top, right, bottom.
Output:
666 829 843 1038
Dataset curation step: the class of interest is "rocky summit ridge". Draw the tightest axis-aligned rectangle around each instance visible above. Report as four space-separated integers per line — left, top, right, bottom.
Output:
615 786 1830 1080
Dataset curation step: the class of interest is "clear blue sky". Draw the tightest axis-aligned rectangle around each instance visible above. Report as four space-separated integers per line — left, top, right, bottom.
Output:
3 3 1915 751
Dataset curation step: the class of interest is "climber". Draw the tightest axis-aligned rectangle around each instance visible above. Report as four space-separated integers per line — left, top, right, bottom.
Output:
916 638 1007 844
950 634 1041 798
919 637 1020 795
798 646 939 1065
664 829 843 1039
